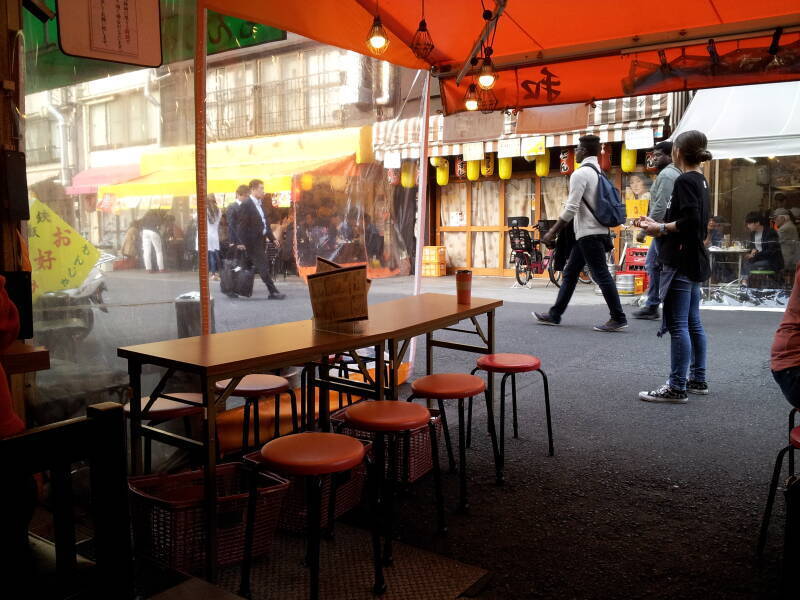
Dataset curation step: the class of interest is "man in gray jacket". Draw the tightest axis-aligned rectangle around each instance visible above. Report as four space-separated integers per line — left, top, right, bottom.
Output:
534 134 627 332
633 141 682 319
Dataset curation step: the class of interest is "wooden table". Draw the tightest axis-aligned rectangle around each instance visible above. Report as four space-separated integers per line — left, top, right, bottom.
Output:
0 340 50 422
118 292 502 580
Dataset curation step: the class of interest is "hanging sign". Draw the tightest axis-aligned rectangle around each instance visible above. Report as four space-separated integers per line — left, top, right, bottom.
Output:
624 128 655 150
57 0 163 67
442 112 504 143
521 136 546 156
497 138 522 159
463 142 485 162
383 152 402 169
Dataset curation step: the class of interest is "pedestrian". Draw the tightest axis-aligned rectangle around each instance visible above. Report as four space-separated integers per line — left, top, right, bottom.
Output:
140 208 165 273
773 207 798 274
633 141 682 320
771 263 800 410
235 178 286 300
742 211 783 286
202 194 222 280
226 184 248 254
636 130 712 403
533 134 627 332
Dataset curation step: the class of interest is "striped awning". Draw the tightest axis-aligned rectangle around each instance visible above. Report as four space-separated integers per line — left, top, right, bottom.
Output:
373 94 671 161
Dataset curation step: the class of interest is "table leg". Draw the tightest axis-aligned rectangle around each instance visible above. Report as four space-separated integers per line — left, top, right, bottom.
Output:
486 309 503 484
128 361 142 474
202 375 219 581
318 356 331 432
425 332 433 376
387 339 398 400
374 341 385 402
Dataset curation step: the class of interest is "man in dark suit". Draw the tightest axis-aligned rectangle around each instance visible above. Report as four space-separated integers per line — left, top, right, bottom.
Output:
743 211 783 285
225 184 248 249
235 179 285 299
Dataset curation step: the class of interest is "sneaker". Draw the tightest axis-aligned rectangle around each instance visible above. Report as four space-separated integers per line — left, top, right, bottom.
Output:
638 384 688 404
686 380 709 395
225 292 239 299
593 319 628 332
268 293 286 300
532 311 560 326
633 306 660 320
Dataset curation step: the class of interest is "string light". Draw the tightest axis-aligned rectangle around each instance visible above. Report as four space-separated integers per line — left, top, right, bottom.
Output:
478 48 497 90
464 83 479 111
366 1 389 55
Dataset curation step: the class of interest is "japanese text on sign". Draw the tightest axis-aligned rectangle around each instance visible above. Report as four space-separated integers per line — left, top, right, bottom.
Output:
90 0 139 57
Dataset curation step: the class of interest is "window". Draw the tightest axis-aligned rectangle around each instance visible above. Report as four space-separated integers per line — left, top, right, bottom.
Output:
25 117 60 165
89 93 158 150
206 64 255 141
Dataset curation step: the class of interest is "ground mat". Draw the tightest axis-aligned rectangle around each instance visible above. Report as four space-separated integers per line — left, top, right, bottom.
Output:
218 524 488 599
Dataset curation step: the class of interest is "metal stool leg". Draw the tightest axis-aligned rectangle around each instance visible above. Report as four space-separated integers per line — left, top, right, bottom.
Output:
326 473 339 540
537 369 555 457
300 366 308 430
370 432 387 595
429 420 446 533
466 396 473 449
239 463 259 598
511 372 519 439
253 398 261 447
289 389 299 433
483 390 504 485
241 398 252 451
273 394 281 439
384 434 398 566
307 475 323 600
758 445 791 559
436 399 456 473
499 373 510 459
457 397 468 512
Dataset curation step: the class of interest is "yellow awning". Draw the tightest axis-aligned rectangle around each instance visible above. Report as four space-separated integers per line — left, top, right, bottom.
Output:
99 127 369 199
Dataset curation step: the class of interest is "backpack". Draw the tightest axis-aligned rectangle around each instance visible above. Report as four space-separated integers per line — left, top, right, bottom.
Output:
580 163 626 227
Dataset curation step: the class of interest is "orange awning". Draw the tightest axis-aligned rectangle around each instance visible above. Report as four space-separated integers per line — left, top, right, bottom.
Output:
201 1 800 113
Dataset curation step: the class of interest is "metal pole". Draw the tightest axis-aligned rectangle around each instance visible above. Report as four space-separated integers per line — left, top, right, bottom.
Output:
195 2 210 335
408 71 432 376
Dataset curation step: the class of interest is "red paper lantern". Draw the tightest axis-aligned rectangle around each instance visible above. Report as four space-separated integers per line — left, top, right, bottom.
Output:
455 157 467 179
599 143 612 171
386 168 400 186
644 151 658 173
559 149 575 176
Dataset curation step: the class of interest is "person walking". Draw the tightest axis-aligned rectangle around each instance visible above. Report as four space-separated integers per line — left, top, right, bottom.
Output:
140 209 165 273
236 178 285 300
633 141 682 320
226 185 248 251
636 130 712 403
772 263 800 409
204 194 222 280
774 208 799 274
533 134 627 332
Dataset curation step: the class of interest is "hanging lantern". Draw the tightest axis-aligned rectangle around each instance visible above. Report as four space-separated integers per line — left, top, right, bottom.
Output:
477 49 498 90
436 158 450 186
621 143 637 173
535 150 550 177
455 157 466 179
644 151 658 173
599 143 612 171
499 157 512 179
400 160 417 188
523 154 535 163
386 168 400 186
559 149 575 176
430 156 444 168
366 11 389 56
464 83 479 111
467 160 480 181
481 153 495 177
300 173 314 191
410 0 434 59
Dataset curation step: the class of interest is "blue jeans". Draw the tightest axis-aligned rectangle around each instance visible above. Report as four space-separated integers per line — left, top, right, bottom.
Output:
644 239 662 308
209 250 220 274
773 366 800 410
549 234 626 323
663 275 707 390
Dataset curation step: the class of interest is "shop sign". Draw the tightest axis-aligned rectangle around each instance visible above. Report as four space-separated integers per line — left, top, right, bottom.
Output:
383 152 402 169
463 142 485 162
521 136 546 156
443 111 504 143
497 138 522 159
624 128 655 150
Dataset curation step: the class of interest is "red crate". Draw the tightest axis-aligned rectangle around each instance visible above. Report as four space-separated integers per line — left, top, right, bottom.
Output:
624 247 648 270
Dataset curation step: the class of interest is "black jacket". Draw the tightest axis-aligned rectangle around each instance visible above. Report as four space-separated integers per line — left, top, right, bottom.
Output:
226 202 241 245
749 227 783 272
658 171 710 282
235 197 276 249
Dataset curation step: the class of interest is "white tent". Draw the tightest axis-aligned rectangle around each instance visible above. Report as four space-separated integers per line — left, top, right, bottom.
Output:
672 82 800 160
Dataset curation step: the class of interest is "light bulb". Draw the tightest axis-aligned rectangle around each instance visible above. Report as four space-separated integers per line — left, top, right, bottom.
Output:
366 15 390 55
477 59 497 90
465 98 479 111
370 34 388 49
464 83 479 111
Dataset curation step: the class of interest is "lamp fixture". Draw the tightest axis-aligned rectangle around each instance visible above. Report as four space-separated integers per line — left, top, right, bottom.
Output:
366 2 389 55
464 83 479 111
477 48 498 89
477 87 498 113
410 0 435 59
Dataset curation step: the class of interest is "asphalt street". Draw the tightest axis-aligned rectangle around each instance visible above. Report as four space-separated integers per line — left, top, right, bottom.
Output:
56 270 793 598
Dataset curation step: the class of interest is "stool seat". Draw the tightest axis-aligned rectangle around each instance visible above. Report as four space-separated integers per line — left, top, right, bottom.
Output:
124 393 203 420
791 426 800 449
216 374 289 397
345 401 430 432
260 432 365 476
411 373 485 399
477 353 541 373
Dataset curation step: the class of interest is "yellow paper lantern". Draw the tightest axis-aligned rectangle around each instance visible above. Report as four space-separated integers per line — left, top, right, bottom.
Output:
401 160 417 188
523 154 535 163
300 173 314 191
356 125 374 164
436 158 450 186
429 156 444 168
467 160 480 181
481 153 495 177
621 143 637 173
535 149 551 177
499 157 512 179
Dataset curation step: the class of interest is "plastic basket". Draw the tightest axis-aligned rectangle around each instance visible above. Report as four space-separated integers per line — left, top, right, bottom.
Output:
129 463 288 574
244 438 370 534
330 405 444 484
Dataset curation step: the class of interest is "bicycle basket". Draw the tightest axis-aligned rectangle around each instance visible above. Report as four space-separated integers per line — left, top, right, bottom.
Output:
509 228 533 252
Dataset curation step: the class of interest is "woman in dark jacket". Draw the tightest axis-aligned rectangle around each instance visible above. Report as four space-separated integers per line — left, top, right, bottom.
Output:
635 130 712 403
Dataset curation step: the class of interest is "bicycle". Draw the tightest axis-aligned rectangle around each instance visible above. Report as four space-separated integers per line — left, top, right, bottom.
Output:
508 217 591 287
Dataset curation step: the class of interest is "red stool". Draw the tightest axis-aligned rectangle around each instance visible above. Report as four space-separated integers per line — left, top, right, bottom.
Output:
471 353 554 458
240 432 369 600
758 408 800 558
216 374 298 451
408 373 502 511
344 400 445 575
124 392 202 472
